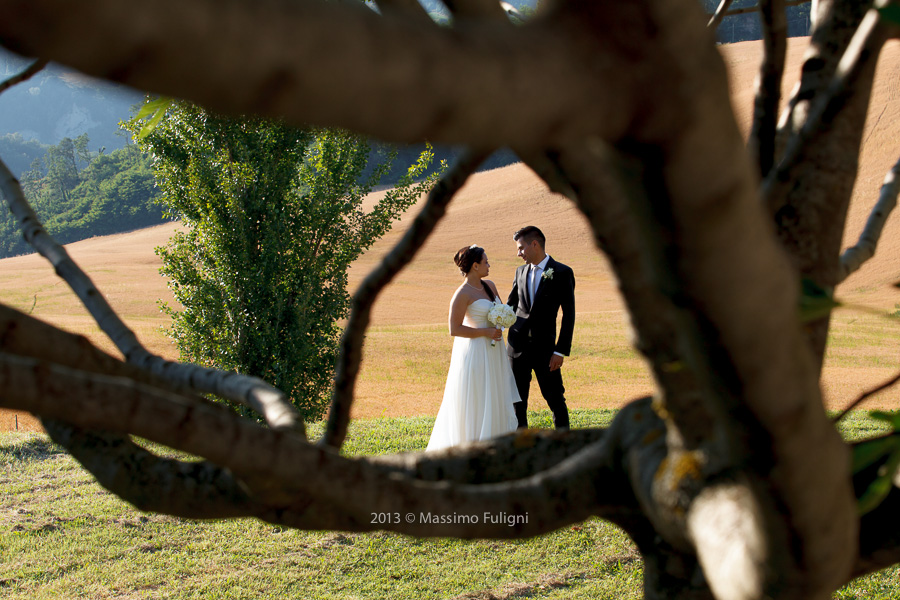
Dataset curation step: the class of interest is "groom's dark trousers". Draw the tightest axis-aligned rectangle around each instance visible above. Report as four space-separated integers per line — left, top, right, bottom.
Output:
511 340 569 429
507 256 575 430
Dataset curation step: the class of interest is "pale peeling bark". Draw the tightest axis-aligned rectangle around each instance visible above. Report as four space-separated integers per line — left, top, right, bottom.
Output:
688 483 768 600
708 0 737 29
838 154 900 281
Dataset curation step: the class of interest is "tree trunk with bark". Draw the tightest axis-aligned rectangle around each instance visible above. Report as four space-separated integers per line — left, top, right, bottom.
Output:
1 0 900 597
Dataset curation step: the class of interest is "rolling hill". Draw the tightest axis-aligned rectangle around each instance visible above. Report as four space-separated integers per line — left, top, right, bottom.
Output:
2 37 900 430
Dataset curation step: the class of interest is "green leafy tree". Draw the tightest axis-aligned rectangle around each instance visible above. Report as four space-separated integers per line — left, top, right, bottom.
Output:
73 132 92 167
19 157 44 200
129 101 439 420
44 136 80 206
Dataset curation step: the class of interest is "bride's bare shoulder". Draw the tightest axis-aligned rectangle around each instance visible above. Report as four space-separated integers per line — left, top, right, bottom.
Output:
451 284 475 305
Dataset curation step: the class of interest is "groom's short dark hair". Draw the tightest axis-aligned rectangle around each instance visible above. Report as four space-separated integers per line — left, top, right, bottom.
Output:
513 226 545 248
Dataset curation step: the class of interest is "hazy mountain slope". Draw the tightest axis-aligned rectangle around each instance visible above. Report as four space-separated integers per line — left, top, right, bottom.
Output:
0 50 142 154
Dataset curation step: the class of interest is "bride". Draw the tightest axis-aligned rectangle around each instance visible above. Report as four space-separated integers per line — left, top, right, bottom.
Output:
426 245 521 451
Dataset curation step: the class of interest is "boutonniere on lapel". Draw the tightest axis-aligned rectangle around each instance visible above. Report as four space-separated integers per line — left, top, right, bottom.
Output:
542 268 554 280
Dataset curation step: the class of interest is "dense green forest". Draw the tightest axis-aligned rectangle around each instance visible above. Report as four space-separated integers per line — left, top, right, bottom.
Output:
0 133 164 258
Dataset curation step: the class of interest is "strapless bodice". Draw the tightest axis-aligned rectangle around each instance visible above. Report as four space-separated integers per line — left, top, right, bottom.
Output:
464 298 497 328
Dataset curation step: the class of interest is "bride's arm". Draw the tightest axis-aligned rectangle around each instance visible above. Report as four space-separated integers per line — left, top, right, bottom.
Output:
448 289 499 340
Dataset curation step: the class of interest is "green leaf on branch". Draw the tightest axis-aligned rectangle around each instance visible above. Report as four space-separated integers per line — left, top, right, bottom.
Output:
798 278 841 322
870 410 900 429
132 97 174 140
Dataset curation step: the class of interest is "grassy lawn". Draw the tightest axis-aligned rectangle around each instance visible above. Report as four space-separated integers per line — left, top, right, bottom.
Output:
352 311 656 419
348 304 900 419
2 410 899 599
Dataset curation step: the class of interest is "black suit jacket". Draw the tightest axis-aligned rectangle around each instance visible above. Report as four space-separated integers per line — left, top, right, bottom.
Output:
506 257 575 359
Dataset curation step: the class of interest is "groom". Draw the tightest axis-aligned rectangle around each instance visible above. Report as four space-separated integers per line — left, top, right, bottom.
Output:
506 226 575 430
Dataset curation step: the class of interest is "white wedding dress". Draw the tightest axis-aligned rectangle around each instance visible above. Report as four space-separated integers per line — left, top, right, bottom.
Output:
426 298 521 451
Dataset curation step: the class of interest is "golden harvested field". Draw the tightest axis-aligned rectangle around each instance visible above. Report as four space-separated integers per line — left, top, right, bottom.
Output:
3 37 900 430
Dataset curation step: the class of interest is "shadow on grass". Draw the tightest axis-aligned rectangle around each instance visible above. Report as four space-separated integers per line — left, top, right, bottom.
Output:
0 433 63 465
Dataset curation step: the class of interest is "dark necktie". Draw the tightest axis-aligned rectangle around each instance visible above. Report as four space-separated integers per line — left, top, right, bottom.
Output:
525 265 533 307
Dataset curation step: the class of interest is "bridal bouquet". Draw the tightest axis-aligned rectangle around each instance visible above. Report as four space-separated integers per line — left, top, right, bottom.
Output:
487 303 517 347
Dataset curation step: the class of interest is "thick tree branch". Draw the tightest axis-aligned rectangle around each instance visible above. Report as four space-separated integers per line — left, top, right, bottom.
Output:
369 427 608 483
687 481 770 600
0 349 646 537
2 304 263 518
0 0 887 594
509 0 857 590
766 3 886 194
544 143 725 450
4 303 634 529
837 153 900 282
0 158 305 435
0 57 46 93
764 0 884 371
526 122 845 592
519 144 785 596
41 419 266 519
0 0 637 149
773 0 861 144
750 0 787 178
0 301 224 427
650 56 855 594
566 3 856 590
323 149 490 449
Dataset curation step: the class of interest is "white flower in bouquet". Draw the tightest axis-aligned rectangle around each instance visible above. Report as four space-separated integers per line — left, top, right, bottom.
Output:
487 303 517 347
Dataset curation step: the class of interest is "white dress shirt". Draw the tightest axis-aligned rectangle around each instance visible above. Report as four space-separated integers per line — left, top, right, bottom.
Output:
528 255 564 357
528 254 551 302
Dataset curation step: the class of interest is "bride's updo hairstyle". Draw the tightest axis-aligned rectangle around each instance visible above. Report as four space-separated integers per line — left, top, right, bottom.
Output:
454 245 485 275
